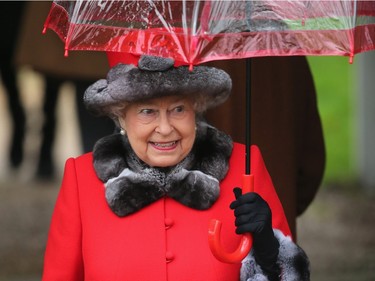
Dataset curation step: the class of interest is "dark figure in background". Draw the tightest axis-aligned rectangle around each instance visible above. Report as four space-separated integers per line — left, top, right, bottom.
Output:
16 1 114 178
0 2 26 168
37 76 114 177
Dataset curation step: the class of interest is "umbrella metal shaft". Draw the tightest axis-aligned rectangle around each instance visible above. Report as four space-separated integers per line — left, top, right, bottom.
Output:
245 58 252 175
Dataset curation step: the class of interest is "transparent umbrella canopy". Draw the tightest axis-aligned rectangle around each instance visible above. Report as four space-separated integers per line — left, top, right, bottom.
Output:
44 0 375 66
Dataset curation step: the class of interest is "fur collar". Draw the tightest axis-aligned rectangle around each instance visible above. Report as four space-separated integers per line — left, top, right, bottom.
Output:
93 121 233 217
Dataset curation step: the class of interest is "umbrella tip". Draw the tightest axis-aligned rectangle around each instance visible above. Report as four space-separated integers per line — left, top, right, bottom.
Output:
64 49 69 57
349 54 354 64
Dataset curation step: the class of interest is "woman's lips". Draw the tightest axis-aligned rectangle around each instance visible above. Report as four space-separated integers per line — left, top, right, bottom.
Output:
150 141 178 150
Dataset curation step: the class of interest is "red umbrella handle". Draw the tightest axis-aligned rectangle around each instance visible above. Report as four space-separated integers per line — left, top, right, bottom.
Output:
208 174 254 263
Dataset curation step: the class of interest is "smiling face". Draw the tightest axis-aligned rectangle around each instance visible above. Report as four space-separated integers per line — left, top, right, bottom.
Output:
119 96 196 167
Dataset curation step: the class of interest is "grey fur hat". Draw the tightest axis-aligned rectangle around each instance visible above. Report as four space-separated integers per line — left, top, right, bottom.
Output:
84 55 232 116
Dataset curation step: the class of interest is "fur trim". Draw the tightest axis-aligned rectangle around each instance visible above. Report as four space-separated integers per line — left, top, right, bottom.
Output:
138 55 174 71
92 121 233 216
276 230 310 281
84 55 232 116
240 230 310 281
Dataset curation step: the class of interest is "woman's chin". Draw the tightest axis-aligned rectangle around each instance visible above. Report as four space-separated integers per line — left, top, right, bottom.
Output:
144 152 185 167
147 158 180 168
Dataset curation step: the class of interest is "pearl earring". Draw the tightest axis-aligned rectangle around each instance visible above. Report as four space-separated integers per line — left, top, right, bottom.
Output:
120 129 126 135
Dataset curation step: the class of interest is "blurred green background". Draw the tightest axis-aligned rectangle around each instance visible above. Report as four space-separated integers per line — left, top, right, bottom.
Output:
307 56 357 185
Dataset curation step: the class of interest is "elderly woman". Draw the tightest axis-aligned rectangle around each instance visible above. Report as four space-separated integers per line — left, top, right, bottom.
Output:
42 56 309 281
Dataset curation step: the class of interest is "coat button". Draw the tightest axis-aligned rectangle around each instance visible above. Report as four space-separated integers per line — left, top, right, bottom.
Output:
164 218 174 229
166 251 175 263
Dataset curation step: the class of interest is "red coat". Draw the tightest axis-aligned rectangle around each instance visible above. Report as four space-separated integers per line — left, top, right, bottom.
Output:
42 143 291 281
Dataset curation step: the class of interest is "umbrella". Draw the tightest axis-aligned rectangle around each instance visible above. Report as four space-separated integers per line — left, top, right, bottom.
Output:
43 0 375 263
44 0 375 65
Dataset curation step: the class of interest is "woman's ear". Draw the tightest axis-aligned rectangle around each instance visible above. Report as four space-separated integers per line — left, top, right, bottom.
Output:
118 118 127 136
118 117 126 131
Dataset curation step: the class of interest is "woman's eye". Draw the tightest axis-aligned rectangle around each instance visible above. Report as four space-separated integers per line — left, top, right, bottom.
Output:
169 105 187 119
140 109 156 115
137 108 158 123
172 105 185 113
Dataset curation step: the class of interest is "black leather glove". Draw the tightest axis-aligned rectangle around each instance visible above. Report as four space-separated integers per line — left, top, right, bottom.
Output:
230 187 281 281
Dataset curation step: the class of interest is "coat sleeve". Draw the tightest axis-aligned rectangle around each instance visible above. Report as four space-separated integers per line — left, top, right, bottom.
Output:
296 81 325 216
42 158 84 281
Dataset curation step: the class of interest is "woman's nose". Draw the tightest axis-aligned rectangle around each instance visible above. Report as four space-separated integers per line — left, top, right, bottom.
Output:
155 113 174 135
